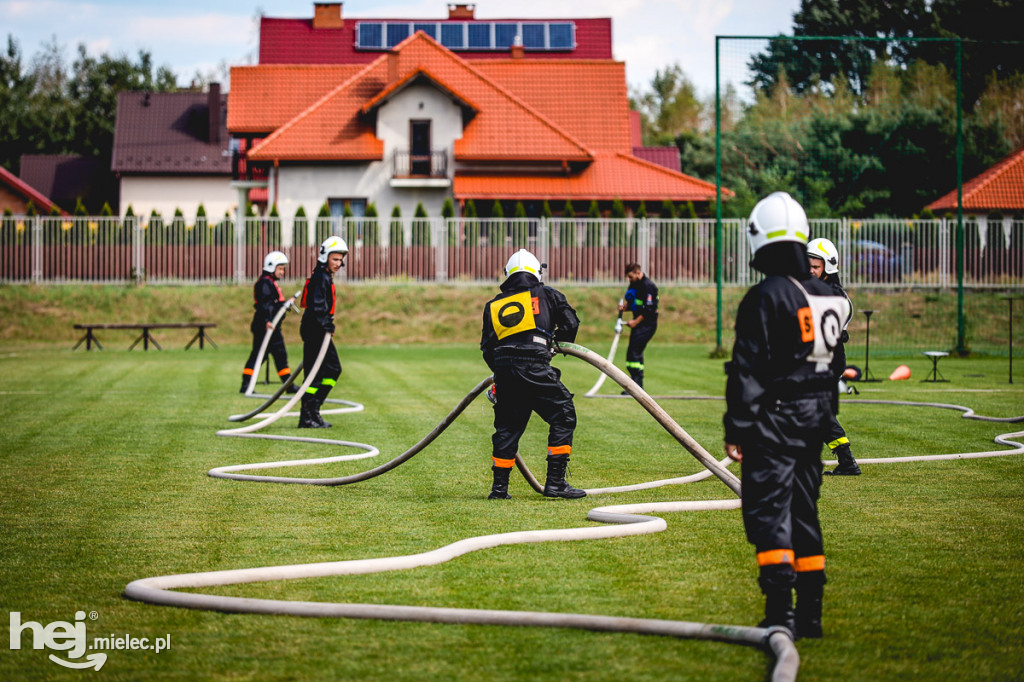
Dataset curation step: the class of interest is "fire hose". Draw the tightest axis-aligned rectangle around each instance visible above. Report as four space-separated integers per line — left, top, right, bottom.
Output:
124 330 1023 682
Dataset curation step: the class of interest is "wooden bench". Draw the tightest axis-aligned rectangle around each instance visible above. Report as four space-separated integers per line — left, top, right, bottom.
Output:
73 323 218 351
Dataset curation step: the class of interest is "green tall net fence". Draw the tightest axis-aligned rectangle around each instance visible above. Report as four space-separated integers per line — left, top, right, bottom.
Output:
714 35 1024 359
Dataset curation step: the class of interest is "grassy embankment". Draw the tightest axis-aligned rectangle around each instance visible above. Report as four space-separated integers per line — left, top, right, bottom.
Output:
1 283 1019 357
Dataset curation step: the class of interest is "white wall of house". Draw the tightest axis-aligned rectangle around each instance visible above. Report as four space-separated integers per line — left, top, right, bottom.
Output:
271 82 464 246
119 175 235 220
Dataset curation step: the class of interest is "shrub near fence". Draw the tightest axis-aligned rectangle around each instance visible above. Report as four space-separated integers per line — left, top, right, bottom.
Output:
1 215 1021 288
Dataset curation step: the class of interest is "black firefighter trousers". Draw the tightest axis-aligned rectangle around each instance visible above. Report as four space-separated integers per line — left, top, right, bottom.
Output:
490 359 576 460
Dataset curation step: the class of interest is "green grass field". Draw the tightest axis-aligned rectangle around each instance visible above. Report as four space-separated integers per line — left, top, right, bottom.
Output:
1 335 1022 680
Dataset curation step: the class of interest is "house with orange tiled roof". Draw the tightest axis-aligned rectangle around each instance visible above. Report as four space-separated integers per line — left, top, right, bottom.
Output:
926 146 1024 218
926 145 1024 256
228 3 726 234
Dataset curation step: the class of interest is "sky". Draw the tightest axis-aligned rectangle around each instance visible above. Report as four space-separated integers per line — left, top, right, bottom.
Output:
0 0 802 97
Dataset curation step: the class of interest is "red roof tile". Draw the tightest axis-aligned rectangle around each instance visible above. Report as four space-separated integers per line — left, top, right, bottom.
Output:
228 65 365 133
246 33 592 163
926 146 1024 212
246 61 387 161
471 60 631 153
454 153 728 203
632 147 682 173
233 29 724 203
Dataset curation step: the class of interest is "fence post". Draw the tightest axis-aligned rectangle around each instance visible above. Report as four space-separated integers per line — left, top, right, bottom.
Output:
940 217 950 290
537 217 549 272
234 192 246 285
638 217 650 275
129 216 140 284
434 217 447 282
30 216 41 283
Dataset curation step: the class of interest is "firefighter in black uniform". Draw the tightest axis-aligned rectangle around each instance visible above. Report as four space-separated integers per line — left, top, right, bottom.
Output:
724 192 850 639
298 236 347 429
807 237 862 476
241 250 298 393
617 263 658 389
481 249 584 500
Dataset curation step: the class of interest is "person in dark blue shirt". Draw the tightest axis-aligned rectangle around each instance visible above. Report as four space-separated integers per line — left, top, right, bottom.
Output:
617 263 658 389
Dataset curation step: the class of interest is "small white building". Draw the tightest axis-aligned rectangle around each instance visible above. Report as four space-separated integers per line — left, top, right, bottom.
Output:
111 84 235 221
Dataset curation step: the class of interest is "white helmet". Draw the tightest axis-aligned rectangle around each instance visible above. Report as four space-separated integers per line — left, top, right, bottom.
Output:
263 250 288 272
807 237 840 274
747 191 809 256
504 249 541 281
317 235 349 264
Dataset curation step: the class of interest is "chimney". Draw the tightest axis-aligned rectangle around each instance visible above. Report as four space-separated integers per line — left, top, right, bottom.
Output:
510 34 523 59
208 83 221 144
448 4 475 20
313 3 344 29
387 52 399 84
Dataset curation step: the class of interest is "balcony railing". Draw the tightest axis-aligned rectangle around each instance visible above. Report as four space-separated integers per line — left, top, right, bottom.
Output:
392 150 448 178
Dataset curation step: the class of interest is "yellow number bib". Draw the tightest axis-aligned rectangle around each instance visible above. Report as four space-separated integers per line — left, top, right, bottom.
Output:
489 290 537 340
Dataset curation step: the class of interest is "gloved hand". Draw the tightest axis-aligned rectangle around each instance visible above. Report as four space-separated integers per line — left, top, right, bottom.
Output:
485 384 497 405
614 318 623 334
324 322 336 335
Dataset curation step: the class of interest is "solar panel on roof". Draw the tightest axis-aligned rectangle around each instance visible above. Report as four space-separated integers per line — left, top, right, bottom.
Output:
549 23 574 49
354 20 576 51
494 24 518 49
413 22 437 39
386 23 410 47
467 23 490 48
440 23 464 48
357 23 383 48
522 24 545 49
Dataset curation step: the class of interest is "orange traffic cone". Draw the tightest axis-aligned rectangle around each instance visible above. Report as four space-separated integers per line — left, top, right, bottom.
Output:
889 365 911 381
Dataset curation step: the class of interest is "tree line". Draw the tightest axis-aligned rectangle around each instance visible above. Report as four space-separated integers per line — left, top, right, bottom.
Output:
631 0 1024 219
0 35 178 181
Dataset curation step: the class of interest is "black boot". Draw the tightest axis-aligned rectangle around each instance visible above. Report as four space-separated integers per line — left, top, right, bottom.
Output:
314 396 332 428
280 374 299 394
824 444 861 476
488 466 512 499
543 455 586 499
240 373 252 393
623 368 643 394
298 395 325 429
795 580 824 639
758 588 796 636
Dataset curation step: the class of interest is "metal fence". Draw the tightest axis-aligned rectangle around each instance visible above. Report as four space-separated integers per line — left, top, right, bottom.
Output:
1 215 1021 287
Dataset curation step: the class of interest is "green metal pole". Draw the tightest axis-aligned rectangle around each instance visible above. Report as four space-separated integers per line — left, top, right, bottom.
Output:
956 38 966 355
714 37 724 355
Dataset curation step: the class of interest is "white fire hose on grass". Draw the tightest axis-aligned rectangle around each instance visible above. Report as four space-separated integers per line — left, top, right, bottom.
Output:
124 332 1023 682
130 336 796 679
